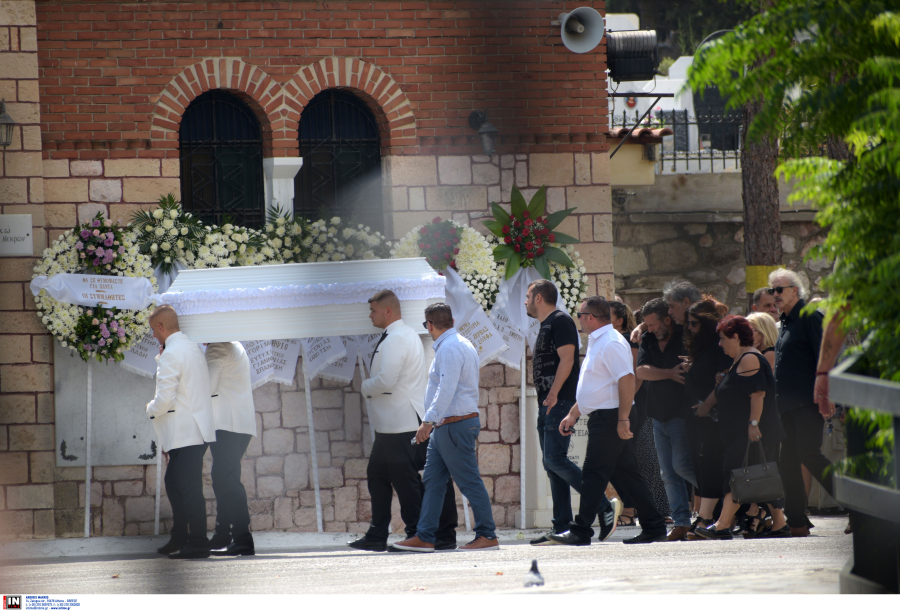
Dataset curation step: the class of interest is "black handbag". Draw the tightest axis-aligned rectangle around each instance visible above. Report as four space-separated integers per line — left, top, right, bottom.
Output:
729 441 784 504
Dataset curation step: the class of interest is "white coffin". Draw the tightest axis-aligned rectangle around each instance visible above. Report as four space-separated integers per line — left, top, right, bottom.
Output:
161 258 445 342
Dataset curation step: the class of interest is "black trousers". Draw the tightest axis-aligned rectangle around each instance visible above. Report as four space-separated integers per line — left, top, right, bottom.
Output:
210 429 252 539
688 416 725 499
165 443 210 547
366 430 457 542
570 409 666 539
780 406 834 527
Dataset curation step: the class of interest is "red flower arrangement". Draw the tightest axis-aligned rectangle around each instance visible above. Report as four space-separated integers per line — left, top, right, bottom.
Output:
417 216 462 271
483 186 577 280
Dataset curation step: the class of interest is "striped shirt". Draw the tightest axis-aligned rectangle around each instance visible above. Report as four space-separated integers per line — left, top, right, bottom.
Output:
423 328 480 424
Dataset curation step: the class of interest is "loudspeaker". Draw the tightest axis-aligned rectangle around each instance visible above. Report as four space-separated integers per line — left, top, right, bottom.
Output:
607 30 660 82
557 7 605 54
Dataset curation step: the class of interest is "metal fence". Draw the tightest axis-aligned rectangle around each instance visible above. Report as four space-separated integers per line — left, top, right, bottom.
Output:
610 109 743 173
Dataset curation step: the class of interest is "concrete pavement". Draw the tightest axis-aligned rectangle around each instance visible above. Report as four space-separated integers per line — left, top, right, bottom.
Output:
0 517 852 594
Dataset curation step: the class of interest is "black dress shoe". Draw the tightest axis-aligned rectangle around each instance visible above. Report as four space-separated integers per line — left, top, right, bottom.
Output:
623 530 668 544
211 537 255 556
693 524 734 540
347 535 388 552
435 539 457 551
547 531 591 546
209 532 232 551
756 525 791 539
169 543 211 559
157 538 187 555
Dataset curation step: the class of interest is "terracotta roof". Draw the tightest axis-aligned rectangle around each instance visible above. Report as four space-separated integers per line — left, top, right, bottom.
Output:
609 127 674 139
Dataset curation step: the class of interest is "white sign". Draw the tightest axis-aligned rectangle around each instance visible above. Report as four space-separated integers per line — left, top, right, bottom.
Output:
31 274 158 311
0 214 33 256
442 267 508 366
119 334 161 379
300 336 347 380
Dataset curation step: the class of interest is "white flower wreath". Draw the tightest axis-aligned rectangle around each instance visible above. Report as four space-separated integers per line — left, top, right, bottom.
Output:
302 217 390 263
391 219 500 311
33 223 158 363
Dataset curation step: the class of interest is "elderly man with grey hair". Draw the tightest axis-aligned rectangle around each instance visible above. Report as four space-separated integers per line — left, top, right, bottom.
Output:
629 280 702 344
768 268 832 537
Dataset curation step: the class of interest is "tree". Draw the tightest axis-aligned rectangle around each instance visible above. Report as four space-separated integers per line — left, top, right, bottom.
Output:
689 2 900 379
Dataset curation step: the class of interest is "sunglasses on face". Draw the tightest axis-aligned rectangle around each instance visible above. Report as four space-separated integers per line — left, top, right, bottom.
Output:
767 285 795 295
422 321 431 329
576 312 593 319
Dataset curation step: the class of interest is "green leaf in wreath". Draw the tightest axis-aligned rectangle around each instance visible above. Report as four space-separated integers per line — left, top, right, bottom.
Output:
534 253 551 280
527 186 547 219
510 186 527 218
493 244 515 260
505 252 521 280
545 207 576 230
550 231 579 245
482 219 506 238
543 245 575 268
491 202 511 226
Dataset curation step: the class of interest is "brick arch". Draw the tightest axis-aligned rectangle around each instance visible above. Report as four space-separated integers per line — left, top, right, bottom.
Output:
284 58 416 155
150 59 289 157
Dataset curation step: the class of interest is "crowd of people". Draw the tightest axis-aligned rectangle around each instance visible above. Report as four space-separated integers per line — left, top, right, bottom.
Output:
145 267 838 559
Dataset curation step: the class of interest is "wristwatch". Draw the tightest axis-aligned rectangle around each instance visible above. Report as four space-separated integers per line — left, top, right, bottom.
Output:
749 419 759 427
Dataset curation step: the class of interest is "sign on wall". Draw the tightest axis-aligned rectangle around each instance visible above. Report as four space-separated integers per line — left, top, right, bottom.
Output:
0 214 33 256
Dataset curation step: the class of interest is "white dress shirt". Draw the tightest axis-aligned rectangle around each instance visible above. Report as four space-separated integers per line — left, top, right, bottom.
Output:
146 331 217 451
575 324 635 415
361 319 428 434
205 341 257 437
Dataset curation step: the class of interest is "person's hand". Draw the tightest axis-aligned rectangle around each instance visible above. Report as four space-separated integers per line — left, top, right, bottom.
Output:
669 363 685 384
814 374 835 419
748 424 762 442
715 371 726 385
680 356 692 374
415 422 433 444
542 391 558 414
559 414 577 436
695 401 713 418
629 324 645 344
162 450 169 465
617 419 633 440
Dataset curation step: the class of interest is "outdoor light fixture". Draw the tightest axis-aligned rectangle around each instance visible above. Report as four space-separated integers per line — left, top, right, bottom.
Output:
0 100 15 148
468 110 498 155
607 30 661 83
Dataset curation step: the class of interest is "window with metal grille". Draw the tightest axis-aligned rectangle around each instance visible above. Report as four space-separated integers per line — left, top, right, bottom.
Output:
295 89 383 232
179 90 265 228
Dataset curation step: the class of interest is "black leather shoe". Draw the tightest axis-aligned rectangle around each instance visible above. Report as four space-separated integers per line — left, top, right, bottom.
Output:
211 537 255 556
547 531 591 546
435 539 457 551
756 525 791 539
169 543 211 559
623 530 668 544
347 536 388 552
209 532 232 551
157 538 187 555
694 524 734 540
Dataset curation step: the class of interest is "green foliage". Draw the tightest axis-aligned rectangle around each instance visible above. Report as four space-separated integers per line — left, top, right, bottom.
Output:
832 408 895 487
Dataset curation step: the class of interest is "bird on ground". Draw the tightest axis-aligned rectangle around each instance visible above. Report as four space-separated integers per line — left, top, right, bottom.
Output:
524 559 544 587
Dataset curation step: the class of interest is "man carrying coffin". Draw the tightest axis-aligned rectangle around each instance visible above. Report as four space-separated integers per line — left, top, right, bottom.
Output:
146 305 217 559
348 290 458 552
205 341 258 556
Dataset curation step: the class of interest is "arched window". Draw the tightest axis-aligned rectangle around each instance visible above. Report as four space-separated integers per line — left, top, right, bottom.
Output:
295 90 383 232
179 90 265 228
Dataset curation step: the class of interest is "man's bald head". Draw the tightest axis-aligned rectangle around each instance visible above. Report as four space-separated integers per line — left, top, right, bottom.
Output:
149 305 180 345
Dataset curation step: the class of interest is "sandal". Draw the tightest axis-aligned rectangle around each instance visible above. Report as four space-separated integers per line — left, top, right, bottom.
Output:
664 516 675 525
617 509 636 527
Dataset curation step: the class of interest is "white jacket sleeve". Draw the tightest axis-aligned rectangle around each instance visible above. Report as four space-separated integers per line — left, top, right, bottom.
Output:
147 350 181 418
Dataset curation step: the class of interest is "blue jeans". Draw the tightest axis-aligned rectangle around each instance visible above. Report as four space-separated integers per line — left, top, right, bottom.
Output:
537 399 592 533
652 418 697 527
416 418 496 543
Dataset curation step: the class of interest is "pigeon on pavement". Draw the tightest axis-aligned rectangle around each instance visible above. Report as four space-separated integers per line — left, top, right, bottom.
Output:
524 559 544 587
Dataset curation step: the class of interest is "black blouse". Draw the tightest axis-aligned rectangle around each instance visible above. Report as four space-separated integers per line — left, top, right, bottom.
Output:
715 351 784 442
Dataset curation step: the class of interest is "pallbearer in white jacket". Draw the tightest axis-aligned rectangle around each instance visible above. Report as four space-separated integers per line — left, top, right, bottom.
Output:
347 290 458 552
145 305 216 559
205 341 257 556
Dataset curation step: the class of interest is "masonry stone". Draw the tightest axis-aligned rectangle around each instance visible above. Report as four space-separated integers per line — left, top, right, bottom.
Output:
7 484 54 509
257 476 285 498
438 156 471 185
425 186 487 211
0 394 35 424
650 241 699 272
284 453 309 490
334 486 359 522
618 223 678 243
8 423 53 451
70 160 103 177
515 162 528 187
591 152 610 184
385 156 437 186
104 159 160 177
43 179 88 203
0 452 28 484
500 404 520 444
256 456 284 476
566 186 611 214
472 163 499 185
123 178 180 203
477 444 510 475
263 428 295 455
252 383 281 413
494 475 520 503
318 467 344 489
529 153 573 186
274 497 294 528
408 187 425 210
89 180 122 203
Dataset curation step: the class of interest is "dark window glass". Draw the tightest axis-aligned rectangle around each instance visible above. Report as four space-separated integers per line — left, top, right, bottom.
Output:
179 90 265 228
295 89 383 232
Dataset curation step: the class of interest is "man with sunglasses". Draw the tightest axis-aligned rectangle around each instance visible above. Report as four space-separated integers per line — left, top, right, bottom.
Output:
768 269 832 537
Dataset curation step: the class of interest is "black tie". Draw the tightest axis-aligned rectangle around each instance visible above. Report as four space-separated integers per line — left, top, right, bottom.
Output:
370 331 387 369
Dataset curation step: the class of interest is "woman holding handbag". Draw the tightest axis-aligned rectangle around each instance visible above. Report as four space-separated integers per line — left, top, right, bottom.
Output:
692 316 788 540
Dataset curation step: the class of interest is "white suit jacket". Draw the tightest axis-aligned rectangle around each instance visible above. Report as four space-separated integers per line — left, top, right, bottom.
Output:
146 331 217 452
205 341 257 437
360 320 428 434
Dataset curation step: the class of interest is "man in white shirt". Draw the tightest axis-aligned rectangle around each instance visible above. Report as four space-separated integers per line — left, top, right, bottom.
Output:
348 290 457 552
205 341 257 556
548 296 667 546
145 305 217 559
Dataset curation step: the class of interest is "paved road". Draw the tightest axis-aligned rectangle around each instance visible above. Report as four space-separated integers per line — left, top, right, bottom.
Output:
0 517 851 595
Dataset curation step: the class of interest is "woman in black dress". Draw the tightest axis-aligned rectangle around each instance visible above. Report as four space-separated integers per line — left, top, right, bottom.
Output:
682 298 733 537
693 316 788 539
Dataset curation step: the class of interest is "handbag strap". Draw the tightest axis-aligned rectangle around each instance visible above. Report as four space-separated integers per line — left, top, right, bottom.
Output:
742 440 769 469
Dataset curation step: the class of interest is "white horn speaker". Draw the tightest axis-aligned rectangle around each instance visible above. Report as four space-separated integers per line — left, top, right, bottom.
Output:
557 7 605 54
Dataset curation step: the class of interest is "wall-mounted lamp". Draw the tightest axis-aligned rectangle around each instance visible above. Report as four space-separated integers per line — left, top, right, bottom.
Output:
0 100 15 148
468 110 498 155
